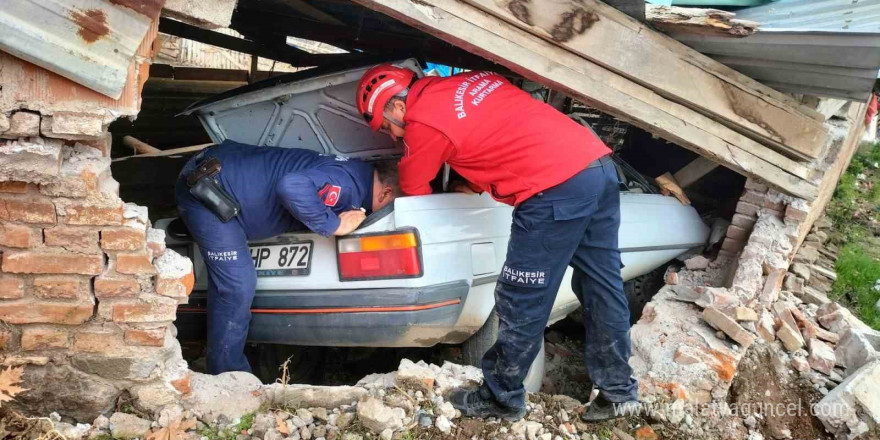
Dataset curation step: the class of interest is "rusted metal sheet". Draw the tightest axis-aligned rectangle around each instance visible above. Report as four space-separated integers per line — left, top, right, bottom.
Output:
0 0 165 99
0 19 160 122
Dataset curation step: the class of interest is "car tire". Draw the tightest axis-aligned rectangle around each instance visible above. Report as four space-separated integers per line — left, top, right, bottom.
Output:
461 310 545 393
623 268 665 325
248 344 325 385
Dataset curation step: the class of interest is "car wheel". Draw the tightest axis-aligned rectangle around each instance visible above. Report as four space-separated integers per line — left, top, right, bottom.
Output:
461 310 546 393
623 268 665 324
248 344 325 385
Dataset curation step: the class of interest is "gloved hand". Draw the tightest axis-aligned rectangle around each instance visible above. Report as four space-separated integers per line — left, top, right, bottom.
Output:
334 210 367 236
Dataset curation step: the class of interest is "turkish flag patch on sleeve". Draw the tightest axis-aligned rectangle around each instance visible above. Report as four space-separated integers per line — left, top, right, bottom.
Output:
318 184 341 207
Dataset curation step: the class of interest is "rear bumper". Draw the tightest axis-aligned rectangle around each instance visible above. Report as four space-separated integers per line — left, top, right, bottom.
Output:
176 280 469 347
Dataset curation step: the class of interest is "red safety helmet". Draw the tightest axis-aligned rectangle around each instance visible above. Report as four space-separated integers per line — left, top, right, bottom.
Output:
356 64 416 131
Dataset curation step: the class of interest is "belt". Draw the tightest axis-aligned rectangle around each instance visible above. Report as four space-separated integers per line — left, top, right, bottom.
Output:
587 154 612 169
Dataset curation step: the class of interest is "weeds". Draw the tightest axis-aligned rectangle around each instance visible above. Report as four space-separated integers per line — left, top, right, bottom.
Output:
827 141 880 330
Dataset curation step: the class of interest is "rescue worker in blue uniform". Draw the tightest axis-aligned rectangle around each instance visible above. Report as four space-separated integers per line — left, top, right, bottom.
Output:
175 140 401 374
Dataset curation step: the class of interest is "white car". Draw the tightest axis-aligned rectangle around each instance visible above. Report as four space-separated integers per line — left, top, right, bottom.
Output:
161 59 710 389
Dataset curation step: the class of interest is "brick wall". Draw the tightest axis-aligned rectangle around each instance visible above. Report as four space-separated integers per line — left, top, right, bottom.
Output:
0 128 194 420
0 17 195 421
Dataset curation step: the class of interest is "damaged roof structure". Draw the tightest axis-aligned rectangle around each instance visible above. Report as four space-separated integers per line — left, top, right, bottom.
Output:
0 0 879 439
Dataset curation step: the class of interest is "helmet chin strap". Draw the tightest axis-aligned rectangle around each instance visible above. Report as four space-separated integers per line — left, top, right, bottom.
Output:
384 113 406 129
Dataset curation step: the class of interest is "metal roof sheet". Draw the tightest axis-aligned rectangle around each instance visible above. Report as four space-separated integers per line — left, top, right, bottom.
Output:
0 0 159 99
671 29 880 100
736 0 880 32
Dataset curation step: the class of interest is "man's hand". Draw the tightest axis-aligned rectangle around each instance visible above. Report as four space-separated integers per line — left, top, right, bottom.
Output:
334 210 367 236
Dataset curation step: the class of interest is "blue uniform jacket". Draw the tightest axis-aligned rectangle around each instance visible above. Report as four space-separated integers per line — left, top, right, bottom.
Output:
192 140 374 239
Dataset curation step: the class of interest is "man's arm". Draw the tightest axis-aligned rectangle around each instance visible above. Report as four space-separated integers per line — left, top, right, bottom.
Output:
399 122 455 196
276 170 359 236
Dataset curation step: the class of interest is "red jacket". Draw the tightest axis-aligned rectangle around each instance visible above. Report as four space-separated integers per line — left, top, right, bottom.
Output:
399 71 611 205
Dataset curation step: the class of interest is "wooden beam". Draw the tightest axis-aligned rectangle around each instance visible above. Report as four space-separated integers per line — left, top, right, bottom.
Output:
646 5 758 37
459 0 827 159
673 156 720 187
158 17 365 67
351 0 819 200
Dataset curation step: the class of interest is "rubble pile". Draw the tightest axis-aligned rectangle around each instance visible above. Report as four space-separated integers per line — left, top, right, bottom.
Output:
629 175 880 439
26 359 676 440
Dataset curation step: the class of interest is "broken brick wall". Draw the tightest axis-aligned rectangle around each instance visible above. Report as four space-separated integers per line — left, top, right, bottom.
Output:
0 21 195 422
628 99 871 436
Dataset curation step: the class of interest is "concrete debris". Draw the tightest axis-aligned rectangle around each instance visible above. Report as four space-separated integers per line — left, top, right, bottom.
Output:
109 412 152 439
815 360 880 439
684 255 710 270
395 359 437 394
357 396 406 433
801 286 830 306
790 263 811 282
0 137 62 183
807 339 836 375
181 371 264 424
266 384 368 409
435 415 453 433
836 328 880 374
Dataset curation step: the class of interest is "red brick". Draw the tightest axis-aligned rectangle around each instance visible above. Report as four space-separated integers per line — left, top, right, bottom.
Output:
744 179 768 193
721 237 745 253
2 251 103 275
116 253 156 275
101 227 145 251
0 197 55 224
94 276 140 298
32 276 89 300
0 329 12 350
43 226 98 252
730 213 757 230
171 373 192 395
156 272 194 298
785 204 808 222
73 331 120 353
112 302 177 323
0 276 24 299
735 201 760 217
764 198 785 212
0 223 38 248
726 225 750 242
63 203 123 226
21 327 69 350
0 181 29 194
0 301 93 324
740 190 766 206
124 328 165 347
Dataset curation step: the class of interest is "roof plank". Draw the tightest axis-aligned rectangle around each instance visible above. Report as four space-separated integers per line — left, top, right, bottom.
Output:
460 0 828 160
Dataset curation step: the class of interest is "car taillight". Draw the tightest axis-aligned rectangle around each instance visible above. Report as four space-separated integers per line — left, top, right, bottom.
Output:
337 230 422 281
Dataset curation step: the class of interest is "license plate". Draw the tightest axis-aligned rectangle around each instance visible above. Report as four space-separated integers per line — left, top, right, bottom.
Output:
249 242 313 277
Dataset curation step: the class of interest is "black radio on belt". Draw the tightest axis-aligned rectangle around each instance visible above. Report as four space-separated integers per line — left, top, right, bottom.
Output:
186 157 241 222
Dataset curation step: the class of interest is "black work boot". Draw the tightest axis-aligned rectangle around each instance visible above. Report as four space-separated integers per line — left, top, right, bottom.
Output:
448 386 527 421
580 394 641 422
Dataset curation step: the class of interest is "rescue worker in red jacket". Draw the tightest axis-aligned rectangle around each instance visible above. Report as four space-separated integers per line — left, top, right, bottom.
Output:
357 65 640 422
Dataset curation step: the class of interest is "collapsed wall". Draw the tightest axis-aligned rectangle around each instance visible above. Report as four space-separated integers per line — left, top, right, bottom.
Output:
0 23 195 421
629 103 878 439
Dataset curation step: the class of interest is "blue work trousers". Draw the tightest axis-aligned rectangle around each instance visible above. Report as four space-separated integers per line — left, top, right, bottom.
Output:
481 156 638 409
176 170 255 375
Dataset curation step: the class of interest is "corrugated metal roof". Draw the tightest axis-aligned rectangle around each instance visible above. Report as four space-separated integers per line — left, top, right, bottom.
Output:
667 0 880 100
672 30 880 100
736 0 880 32
0 0 159 99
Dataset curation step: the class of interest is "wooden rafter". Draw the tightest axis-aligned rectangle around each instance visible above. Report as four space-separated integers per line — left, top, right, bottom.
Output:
460 0 827 159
